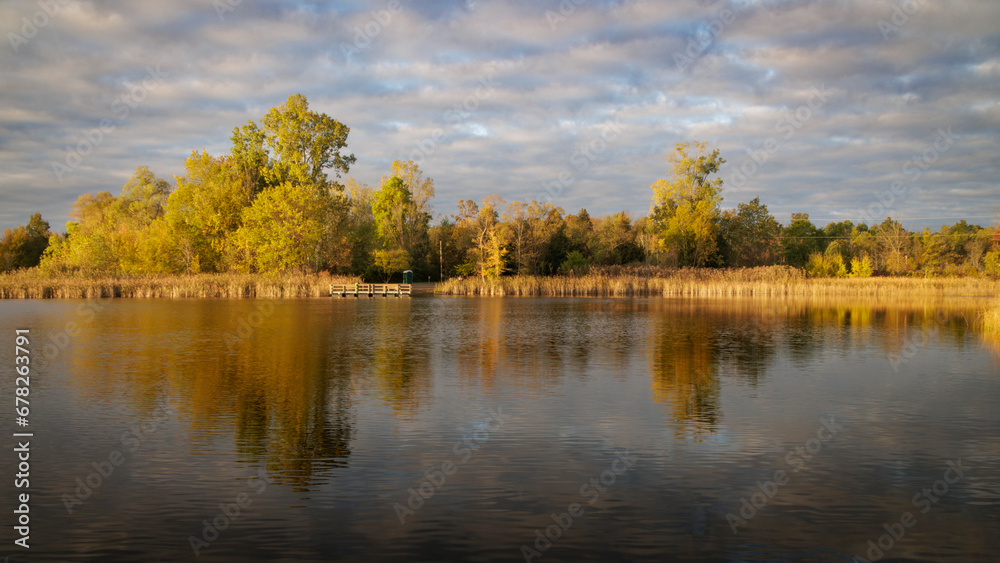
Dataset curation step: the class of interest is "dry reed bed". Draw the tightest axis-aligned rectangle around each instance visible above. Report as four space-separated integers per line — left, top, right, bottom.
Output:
983 300 1000 339
0 272 360 299
436 267 1000 298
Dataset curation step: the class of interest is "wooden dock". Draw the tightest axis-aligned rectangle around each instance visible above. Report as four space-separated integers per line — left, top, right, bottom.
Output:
330 283 412 297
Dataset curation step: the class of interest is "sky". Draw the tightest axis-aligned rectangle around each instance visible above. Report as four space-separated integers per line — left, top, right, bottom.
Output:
1 0 998 234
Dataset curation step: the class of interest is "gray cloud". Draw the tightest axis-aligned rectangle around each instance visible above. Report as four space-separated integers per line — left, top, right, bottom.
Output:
1 0 998 233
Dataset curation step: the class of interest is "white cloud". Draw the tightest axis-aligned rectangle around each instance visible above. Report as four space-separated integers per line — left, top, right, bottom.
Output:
0 0 997 232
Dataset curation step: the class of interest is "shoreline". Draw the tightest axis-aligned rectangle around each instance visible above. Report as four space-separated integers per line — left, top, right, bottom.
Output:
2 270 998 300
0 272 360 299
434 271 1000 298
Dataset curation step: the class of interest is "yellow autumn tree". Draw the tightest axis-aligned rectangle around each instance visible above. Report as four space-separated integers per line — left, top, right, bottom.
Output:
231 182 326 273
650 141 725 267
40 166 171 274
167 151 248 272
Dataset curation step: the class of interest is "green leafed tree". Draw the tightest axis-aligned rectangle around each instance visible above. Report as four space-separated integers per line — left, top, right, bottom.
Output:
503 200 565 275
0 227 30 272
260 93 356 190
0 213 51 272
342 177 379 278
559 250 589 276
379 161 434 274
429 218 466 280
373 248 410 282
371 176 412 252
116 165 171 227
719 197 781 267
590 211 645 266
24 213 52 264
780 213 821 268
230 121 270 204
231 182 326 273
565 209 593 255
650 141 725 267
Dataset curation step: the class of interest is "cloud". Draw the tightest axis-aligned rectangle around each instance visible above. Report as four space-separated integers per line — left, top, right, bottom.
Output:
1 0 998 233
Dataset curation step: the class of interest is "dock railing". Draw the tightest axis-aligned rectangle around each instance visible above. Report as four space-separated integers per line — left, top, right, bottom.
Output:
330 283 412 297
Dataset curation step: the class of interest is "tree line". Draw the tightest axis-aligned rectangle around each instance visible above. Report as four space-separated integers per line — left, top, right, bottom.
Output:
2 96 998 280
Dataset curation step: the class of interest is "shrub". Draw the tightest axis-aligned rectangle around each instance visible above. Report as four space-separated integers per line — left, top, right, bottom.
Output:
559 251 590 276
850 255 874 278
984 251 1000 279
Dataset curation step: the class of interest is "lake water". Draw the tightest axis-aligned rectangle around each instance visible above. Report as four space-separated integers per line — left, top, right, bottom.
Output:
1 296 998 562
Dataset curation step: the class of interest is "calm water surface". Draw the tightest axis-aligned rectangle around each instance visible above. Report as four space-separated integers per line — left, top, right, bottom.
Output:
1 296 998 562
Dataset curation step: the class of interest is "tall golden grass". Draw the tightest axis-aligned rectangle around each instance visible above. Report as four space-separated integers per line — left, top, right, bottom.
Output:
0 271 360 299
982 300 1000 339
436 266 1000 298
